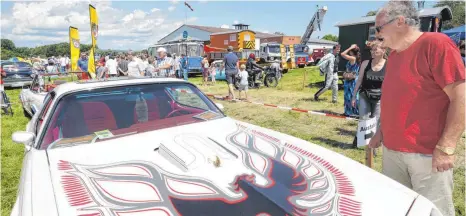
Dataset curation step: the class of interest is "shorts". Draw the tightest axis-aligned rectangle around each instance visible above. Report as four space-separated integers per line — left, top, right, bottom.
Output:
226 71 237 84
239 84 248 91
202 68 209 79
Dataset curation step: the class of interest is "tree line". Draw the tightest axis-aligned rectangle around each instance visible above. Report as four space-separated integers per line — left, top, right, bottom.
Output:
0 39 98 60
0 39 143 60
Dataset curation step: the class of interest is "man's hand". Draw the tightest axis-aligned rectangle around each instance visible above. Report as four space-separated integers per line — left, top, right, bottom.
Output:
432 146 455 173
368 129 382 148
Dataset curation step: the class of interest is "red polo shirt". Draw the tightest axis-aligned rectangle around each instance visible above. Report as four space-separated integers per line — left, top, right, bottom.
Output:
381 33 465 154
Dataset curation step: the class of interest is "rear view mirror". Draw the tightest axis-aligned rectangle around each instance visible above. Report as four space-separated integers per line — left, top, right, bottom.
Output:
215 103 224 111
12 131 35 146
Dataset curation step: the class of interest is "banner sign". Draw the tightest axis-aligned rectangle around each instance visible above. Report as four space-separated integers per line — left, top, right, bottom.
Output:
357 117 377 147
88 4 98 79
69 27 80 72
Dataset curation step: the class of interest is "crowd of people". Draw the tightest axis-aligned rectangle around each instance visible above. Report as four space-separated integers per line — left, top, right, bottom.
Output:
315 2 464 216
76 48 189 80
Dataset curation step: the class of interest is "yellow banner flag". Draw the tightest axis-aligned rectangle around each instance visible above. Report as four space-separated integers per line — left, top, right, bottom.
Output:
88 4 98 79
69 27 80 72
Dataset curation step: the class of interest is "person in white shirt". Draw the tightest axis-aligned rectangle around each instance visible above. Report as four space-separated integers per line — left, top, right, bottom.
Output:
59 56 67 73
127 55 144 78
105 56 118 77
65 56 70 71
238 64 249 100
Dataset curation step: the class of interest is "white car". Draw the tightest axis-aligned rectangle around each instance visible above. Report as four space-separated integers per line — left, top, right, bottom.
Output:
11 77 442 216
19 74 70 117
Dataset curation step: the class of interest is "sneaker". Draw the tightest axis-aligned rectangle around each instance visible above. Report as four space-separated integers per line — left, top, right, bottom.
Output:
314 95 319 101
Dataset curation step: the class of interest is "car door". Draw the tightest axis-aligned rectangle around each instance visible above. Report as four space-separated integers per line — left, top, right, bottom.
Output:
21 76 37 115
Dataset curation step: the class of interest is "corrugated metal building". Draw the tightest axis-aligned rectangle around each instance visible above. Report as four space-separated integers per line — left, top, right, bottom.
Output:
335 6 452 71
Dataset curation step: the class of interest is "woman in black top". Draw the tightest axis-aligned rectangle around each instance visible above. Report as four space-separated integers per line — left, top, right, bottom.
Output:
351 42 387 148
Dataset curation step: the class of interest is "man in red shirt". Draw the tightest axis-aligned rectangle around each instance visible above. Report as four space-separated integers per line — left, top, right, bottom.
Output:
370 1 464 216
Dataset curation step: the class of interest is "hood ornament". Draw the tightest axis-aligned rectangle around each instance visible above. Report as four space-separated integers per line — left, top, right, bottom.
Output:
209 156 221 168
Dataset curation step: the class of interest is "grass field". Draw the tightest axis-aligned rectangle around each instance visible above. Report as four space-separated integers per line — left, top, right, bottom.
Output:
1 67 464 215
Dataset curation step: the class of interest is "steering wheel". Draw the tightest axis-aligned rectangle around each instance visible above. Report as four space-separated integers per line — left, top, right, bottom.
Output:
166 109 183 118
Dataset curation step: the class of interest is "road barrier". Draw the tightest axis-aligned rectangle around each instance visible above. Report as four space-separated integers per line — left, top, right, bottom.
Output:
205 93 358 121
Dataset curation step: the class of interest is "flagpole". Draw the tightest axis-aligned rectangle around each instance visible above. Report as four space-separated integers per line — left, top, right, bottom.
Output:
185 1 187 24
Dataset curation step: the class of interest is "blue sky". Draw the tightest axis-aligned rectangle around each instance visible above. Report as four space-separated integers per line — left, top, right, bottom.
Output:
0 1 436 50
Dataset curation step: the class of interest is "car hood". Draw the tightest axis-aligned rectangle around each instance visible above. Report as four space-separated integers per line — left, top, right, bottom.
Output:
46 118 431 216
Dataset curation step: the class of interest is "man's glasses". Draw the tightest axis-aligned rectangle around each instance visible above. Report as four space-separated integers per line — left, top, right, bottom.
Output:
376 18 397 33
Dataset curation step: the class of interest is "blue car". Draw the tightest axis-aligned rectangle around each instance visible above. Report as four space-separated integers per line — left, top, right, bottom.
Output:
209 60 227 81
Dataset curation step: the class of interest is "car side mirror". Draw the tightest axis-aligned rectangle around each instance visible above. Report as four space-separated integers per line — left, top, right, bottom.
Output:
215 103 224 111
12 131 35 147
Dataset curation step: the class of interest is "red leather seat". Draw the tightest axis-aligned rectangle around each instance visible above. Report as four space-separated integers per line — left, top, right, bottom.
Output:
81 102 117 133
133 98 160 123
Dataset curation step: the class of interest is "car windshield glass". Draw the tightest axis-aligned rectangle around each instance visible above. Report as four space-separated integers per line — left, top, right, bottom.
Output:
40 83 224 149
16 62 31 68
187 45 200 56
268 46 280 53
294 45 308 53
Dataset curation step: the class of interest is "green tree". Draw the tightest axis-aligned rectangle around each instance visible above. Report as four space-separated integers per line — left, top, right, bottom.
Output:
434 0 465 30
0 49 17 60
1 39 16 50
365 10 377 17
14 47 32 58
322 34 338 42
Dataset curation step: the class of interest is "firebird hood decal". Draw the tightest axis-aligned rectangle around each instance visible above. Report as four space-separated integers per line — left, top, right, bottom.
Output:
53 123 361 216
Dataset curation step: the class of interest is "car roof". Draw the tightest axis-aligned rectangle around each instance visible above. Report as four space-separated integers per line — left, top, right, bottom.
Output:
52 77 189 97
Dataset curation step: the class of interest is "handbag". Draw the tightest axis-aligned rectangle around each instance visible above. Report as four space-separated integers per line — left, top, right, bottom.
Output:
363 89 382 101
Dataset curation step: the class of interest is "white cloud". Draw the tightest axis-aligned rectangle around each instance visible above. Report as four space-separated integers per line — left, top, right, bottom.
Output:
170 0 180 4
1 0 199 49
233 20 239 24
199 0 208 3
220 24 230 29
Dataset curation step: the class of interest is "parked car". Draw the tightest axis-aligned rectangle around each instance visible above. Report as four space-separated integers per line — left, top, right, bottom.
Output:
0 61 34 87
11 77 441 216
209 60 226 81
19 73 68 117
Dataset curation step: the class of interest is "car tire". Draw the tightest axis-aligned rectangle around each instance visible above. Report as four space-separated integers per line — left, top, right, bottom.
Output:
23 108 30 118
298 65 305 68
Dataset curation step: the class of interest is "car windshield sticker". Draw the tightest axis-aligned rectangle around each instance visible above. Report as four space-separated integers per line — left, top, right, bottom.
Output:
192 110 222 121
94 129 114 140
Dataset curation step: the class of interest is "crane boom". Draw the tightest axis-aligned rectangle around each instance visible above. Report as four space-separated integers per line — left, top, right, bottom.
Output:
300 5 328 45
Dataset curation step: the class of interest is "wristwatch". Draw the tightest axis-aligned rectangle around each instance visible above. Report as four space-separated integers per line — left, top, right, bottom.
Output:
435 145 456 155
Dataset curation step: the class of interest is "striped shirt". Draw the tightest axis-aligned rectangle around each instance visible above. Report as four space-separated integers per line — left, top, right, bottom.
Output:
156 56 174 77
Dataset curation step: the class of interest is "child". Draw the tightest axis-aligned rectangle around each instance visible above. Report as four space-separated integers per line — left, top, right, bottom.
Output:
210 64 217 84
238 64 249 100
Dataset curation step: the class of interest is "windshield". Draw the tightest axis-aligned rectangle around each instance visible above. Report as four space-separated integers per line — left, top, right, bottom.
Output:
294 45 309 53
148 47 157 57
40 83 224 149
187 45 200 57
268 46 281 53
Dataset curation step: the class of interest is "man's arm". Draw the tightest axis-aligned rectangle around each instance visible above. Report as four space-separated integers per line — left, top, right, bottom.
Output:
327 55 335 74
437 81 465 148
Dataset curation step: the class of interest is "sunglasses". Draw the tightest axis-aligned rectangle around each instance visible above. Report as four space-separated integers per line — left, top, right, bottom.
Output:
376 18 397 33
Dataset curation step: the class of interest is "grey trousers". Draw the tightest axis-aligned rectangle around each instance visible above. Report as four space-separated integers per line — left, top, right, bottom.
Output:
383 147 455 216
315 72 338 102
